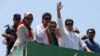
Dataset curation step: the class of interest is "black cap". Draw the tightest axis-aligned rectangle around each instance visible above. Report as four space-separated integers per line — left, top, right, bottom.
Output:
13 14 21 20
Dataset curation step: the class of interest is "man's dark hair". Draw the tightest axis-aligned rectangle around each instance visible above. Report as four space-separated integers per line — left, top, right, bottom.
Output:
87 28 95 35
50 21 57 26
65 19 74 25
42 12 51 20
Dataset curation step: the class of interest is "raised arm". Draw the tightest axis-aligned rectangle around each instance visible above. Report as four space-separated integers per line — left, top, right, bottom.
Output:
56 2 66 39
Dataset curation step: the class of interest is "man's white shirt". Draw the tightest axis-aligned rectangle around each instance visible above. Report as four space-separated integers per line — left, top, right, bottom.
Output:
57 19 86 50
36 23 49 44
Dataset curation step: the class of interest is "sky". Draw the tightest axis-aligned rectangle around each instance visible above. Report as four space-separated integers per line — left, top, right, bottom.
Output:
0 0 100 56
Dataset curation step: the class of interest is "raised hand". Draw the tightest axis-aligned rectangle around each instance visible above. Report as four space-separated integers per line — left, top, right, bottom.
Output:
57 2 63 11
57 2 63 19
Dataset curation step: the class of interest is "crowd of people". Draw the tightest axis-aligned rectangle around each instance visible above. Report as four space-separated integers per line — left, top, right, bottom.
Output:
2 2 100 56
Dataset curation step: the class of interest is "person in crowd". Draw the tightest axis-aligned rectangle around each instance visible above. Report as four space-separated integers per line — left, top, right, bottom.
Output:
17 12 34 44
2 14 21 56
56 2 91 52
36 12 52 44
84 28 100 53
45 21 59 46
10 12 34 55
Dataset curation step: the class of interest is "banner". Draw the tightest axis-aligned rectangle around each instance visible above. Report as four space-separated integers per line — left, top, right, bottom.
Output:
12 40 100 56
26 41 100 56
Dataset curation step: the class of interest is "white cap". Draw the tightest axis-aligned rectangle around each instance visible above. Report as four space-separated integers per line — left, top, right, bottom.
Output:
24 12 33 17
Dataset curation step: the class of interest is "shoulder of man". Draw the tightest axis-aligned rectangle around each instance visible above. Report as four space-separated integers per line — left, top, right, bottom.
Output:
37 23 43 28
84 39 90 44
94 41 100 46
17 24 25 29
74 32 80 38
36 23 45 31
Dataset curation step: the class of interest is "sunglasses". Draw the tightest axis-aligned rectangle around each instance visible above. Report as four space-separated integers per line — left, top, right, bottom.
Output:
66 23 73 26
50 25 56 28
44 17 51 20
26 18 33 21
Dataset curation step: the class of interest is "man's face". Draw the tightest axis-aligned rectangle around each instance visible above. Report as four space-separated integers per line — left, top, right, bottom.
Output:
13 18 21 26
24 15 33 26
88 31 95 40
65 21 73 31
42 15 51 26
48 23 56 32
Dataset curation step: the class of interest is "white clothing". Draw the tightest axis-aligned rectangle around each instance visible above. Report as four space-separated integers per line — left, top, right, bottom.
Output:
17 24 34 45
11 24 34 52
36 23 49 44
57 19 86 50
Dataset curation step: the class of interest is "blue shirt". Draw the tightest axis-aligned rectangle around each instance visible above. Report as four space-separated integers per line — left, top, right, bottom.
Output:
85 39 100 53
